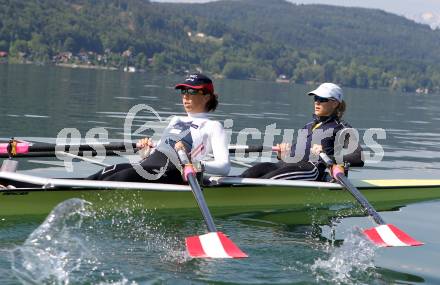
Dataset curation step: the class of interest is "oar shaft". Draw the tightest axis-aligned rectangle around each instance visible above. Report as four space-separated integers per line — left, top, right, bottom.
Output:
320 152 386 225
0 141 138 158
228 145 278 153
177 148 217 232
187 174 217 232
27 142 137 152
334 173 385 225
1 142 277 156
0 149 131 158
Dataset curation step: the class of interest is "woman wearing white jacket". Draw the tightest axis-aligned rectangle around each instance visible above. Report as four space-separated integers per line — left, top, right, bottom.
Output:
88 73 230 184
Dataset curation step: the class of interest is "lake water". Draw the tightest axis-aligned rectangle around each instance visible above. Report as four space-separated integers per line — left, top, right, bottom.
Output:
1 64 440 284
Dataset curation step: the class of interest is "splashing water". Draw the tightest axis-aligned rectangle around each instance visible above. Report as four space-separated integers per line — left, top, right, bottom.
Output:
9 195 191 284
11 198 93 284
88 192 190 264
311 228 379 284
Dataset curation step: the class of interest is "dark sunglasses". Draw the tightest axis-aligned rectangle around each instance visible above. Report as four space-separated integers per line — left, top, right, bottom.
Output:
180 89 204 95
314 95 334 103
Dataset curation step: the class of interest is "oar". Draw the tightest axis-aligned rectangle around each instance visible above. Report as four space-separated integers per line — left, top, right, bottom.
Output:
0 140 138 156
0 141 279 158
319 152 423 247
176 148 247 258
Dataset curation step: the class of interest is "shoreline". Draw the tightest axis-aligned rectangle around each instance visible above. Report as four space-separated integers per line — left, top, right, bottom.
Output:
55 63 118 71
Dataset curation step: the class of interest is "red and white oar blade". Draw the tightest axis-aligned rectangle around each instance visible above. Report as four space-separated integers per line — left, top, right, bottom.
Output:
185 232 248 259
363 224 424 247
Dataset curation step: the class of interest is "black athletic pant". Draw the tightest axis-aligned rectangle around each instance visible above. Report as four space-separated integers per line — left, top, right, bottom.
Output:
87 151 185 184
240 161 322 181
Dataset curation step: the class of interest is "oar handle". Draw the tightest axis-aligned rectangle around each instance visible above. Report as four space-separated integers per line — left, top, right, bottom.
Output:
319 152 386 225
177 149 217 232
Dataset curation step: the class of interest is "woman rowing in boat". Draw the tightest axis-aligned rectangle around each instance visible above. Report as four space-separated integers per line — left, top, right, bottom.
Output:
87 73 230 184
240 82 363 181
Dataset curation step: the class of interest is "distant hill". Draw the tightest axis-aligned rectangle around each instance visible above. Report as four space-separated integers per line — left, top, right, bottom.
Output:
1 0 440 93
171 0 440 63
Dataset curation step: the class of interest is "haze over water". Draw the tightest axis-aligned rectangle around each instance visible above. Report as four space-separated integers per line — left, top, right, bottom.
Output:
1 64 440 284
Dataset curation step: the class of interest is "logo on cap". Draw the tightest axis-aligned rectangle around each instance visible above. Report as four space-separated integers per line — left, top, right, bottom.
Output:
175 73 214 95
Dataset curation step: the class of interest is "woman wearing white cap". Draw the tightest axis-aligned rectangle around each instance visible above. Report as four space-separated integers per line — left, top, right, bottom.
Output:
87 73 231 184
240 83 363 181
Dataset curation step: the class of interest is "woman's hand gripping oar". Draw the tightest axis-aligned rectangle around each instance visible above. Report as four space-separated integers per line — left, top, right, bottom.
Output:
175 143 247 258
0 138 19 172
319 152 423 247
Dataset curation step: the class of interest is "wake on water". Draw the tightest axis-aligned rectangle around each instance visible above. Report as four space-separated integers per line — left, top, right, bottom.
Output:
8 197 381 285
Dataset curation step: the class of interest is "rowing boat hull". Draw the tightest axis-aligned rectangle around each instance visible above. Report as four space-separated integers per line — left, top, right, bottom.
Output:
2 172 440 222
2 183 440 223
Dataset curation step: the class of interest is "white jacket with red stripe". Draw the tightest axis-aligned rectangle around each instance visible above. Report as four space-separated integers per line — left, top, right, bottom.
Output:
155 112 230 176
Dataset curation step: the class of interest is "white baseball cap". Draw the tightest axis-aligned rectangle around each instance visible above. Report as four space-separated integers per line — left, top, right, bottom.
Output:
308 83 343 102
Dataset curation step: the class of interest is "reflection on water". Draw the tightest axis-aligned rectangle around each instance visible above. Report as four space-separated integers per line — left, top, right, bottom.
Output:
1 64 440 179
1 65 440 284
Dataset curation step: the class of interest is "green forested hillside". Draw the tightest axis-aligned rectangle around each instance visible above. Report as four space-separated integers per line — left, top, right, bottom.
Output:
1 0 440 93
174 0 440 62
169 0 440 91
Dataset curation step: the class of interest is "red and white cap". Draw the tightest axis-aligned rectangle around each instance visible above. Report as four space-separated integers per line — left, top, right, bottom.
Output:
175 73 214 95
